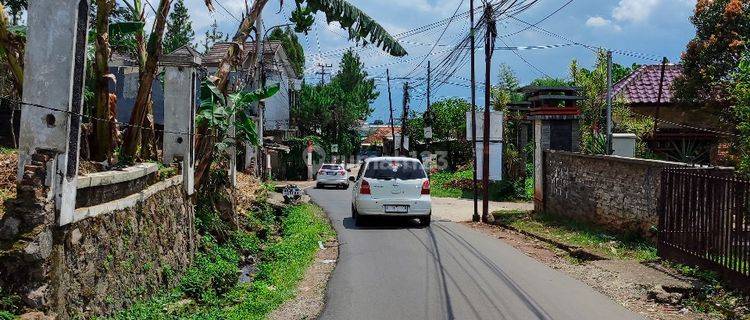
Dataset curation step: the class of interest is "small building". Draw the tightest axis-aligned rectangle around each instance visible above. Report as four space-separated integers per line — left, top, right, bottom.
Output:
612 64 728 164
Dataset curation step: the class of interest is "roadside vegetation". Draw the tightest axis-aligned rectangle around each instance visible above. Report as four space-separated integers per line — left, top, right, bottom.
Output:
431 166 533 202
492 210 657 261
110 203 334 320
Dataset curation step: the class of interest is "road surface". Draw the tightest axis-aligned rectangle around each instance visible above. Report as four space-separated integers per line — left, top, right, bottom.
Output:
308 186 641 320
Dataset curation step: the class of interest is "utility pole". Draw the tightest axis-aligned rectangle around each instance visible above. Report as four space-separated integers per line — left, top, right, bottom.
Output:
387 69 396 156
401 82 410 156
316 63 333 85
605 50 613 155
653 57 668 135
426 61 432 156
470 0 480 223
482 4 496 223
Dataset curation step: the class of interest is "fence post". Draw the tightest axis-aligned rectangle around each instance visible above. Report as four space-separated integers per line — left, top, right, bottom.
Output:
161 47 200 195
17 0 90 226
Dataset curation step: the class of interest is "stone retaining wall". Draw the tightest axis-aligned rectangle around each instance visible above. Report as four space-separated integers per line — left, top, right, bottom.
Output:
541 150 724 237
0 158 195 319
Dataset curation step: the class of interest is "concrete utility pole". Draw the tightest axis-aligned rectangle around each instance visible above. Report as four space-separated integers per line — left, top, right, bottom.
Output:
426 61 432 155
605 50 613 155
470 0 480 223
387 69 396 156
401 82 410 156
482 4 496 223
316 63 333 85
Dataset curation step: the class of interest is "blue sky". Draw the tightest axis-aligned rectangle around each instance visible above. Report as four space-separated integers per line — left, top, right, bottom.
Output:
174 0 697 122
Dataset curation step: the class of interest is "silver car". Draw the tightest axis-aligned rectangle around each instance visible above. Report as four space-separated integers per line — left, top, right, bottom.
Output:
316 164 350 189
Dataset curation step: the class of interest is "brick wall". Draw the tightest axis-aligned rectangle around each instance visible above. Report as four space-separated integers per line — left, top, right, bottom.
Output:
542 150 704 236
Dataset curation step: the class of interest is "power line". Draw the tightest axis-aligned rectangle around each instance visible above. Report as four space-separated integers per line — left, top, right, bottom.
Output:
212 0 243 23
402 0 467 78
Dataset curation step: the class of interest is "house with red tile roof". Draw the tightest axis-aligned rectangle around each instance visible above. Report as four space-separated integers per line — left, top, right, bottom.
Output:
612 64 731 164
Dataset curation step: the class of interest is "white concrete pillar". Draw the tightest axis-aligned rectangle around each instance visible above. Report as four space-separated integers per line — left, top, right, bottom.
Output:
17 0 90 225
161 47 201 195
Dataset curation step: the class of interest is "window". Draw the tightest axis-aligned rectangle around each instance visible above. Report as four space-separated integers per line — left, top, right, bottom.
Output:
322 165 342 170
364 160 426 180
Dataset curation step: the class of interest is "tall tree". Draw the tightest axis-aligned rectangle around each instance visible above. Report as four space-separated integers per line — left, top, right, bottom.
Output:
491 64 523 110
734 53 750 174
202 20 226 53
674 0 749 105
293 50 378 157
0 2 23 97
268 27 304 77
92 0 115 162
164 0 194 54
121 0 173 160
0 0 25 25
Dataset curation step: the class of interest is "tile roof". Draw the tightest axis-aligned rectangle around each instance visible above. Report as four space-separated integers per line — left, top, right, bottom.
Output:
202 41 284 66
362 126 402 145
612 64 683 104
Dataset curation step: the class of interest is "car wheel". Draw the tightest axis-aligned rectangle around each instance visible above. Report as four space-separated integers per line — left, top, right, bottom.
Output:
316 183 323 189
419 216 431 227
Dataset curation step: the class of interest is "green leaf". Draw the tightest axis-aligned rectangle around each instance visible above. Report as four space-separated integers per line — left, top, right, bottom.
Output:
109 21 146 36
300 0 407 57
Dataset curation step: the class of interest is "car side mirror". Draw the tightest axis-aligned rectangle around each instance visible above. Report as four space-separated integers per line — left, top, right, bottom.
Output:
346 169 352 172
348 176 356 182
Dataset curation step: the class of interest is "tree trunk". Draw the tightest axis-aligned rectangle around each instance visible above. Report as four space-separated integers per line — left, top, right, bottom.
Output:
92 0 113 162
194 0 268 189
121 0 172 160
0 3 23 97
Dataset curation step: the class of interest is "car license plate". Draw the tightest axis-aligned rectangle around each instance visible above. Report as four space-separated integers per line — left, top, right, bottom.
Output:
327 172 336 175
384 205 409 213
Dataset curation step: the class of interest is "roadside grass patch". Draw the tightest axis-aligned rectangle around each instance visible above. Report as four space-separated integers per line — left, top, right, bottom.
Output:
430 169 532 202
111 203 334 320
492 210 657 261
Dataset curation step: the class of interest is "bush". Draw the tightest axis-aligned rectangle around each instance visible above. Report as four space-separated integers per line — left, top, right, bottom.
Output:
0 311 14 320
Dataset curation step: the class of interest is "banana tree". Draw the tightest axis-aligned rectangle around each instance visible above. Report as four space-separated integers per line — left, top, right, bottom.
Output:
197 80 280 160
121 0 173 161
194 0 408 188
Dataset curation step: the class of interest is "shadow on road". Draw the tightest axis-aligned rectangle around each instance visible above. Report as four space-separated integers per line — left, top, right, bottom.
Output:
342 216 428 230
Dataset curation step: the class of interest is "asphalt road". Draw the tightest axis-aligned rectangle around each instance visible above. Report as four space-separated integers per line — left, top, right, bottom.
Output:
308 186 642 320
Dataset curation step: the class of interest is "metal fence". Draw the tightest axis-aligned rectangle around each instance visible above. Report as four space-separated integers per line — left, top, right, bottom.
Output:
659 168 750 292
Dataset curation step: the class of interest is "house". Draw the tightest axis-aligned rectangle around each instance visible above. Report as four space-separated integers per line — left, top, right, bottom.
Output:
612 64 729 164
203 41 300 175
203 41 299 136
361 125 403 156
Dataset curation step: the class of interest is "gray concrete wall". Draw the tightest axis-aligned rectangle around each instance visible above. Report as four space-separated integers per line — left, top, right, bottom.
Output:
542 150 710 236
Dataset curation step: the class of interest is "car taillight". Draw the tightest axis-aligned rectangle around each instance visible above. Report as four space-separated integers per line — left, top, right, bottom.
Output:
360 180 371 195
421 180 430 195
338 170 345 175
317 169 324 175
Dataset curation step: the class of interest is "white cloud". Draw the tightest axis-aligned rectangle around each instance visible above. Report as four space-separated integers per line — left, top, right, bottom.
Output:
612 0 660 22
586 16 612 27
585 16 622 31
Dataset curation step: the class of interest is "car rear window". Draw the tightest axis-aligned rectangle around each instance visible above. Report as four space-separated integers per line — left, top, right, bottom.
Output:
321 165 342 170
364 160 426 180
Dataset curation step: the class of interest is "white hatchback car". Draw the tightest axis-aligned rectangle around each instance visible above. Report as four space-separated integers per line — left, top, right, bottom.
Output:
349 157 431 226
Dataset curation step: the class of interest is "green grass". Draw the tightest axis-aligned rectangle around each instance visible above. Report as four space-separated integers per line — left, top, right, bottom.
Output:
492 210 658 261
110 203 334 320
430 169 533 202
